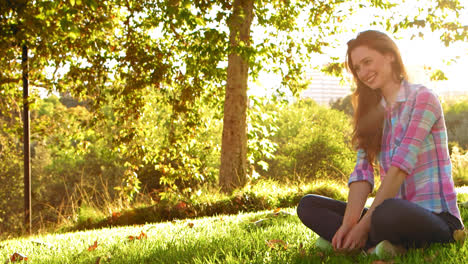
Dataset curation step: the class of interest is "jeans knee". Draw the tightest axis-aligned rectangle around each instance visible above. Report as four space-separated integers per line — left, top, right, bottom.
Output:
297 195 319 219
372 198 403 227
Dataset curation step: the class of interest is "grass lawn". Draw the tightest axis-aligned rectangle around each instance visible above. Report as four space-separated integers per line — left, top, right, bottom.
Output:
1 194 468 263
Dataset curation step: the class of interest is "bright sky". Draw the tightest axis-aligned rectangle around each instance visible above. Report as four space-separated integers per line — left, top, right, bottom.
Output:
249 2 468 97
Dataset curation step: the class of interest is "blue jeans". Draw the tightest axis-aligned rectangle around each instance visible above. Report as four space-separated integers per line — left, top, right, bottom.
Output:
297 194 463 249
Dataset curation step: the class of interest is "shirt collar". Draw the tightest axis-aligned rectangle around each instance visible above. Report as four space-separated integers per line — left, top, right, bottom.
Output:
380 80 409 108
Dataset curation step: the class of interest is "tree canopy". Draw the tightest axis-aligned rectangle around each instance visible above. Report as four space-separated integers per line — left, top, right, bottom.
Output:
0 0 467 193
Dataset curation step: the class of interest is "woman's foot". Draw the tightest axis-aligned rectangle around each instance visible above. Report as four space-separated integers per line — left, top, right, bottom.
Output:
315 237 361 255
315 237 333 251
369 240 407 259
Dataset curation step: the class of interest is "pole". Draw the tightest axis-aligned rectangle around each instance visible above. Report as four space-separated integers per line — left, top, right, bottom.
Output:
22 44 31 234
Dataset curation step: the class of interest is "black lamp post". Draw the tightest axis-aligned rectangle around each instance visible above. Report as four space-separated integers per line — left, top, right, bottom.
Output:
22 44 31 234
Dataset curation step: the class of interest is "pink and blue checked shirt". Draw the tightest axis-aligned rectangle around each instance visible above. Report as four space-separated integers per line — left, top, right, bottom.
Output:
348 81 462 221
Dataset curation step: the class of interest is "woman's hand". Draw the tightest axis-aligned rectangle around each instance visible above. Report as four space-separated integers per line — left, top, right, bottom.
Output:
340 220 369 250
333 181 371 251
332 222 354 250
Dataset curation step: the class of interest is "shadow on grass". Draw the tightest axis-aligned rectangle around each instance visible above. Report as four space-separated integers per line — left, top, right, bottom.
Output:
67 181 348 232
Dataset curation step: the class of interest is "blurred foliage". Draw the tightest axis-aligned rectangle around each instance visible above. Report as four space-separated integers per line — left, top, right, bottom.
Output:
132 86 224 198
247 96 279 179
451 144 468 186
0 91 284 233
0 88 23 232
265 99 355 183
430 69 448 81
330 94 353 116
443 98 468 149
0 95 125 233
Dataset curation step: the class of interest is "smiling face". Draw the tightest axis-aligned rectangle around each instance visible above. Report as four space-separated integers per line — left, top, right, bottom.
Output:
350 45 396 91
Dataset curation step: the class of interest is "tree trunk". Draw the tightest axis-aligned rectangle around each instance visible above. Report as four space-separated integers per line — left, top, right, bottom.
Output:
219 0 254 193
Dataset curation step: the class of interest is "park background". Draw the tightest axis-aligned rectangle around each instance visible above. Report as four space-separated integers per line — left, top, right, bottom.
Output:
1 0 468 263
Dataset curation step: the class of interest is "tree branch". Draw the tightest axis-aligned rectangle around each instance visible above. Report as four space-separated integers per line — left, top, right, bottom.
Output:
0 77 21 85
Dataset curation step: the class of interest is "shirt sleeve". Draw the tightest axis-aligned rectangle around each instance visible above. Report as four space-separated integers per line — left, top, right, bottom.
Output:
391 88 441 175
348 148 375 189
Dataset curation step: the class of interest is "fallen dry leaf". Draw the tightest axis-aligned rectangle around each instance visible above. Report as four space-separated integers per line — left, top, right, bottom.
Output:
187 222 194 228
175 201 187 210
298 242 306 257
266 239 288 250
129 231 147 240
268 209 292 217
88 240 98 251
9 252 28 262
111 212 121 221
137 231 147 239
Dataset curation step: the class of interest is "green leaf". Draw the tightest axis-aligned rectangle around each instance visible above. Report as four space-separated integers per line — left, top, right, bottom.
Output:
430 69 448 81
257 160 269 171
60 18 71 31
183 1 192 9
87 0 98 10
68 31 79 39
195 17 206 26
35 12 46 20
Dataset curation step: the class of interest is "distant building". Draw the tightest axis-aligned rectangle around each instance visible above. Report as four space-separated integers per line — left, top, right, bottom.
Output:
301 66 468 105
300 70 351 105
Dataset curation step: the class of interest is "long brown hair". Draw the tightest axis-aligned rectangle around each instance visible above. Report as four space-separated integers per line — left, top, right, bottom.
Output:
345 30 408 166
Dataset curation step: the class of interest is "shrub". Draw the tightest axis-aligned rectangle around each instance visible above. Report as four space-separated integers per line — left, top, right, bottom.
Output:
134 90 223 195
330 94 353 116
451 145 468 186
265 99 355 183
0 95 128 235
443 98 468 149
247 96 279 179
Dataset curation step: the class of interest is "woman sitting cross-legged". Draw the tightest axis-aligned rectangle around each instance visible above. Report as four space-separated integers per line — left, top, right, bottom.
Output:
297 30 464 258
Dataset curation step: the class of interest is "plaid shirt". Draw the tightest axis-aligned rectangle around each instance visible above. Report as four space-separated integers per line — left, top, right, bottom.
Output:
349 81 462 222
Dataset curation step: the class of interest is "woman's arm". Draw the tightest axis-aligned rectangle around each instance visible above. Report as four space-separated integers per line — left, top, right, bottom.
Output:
332 180 371 249
360 166 407 228
340 166 407 249
344 181 372 226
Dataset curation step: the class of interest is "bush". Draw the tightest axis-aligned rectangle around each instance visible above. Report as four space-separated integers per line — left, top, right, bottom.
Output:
133 89 223 195
247 96 279 178
265 99 355 183
443 98 468 149
451 145 468 186
0 125 23 233
330 94 353 116
0 95 128 235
